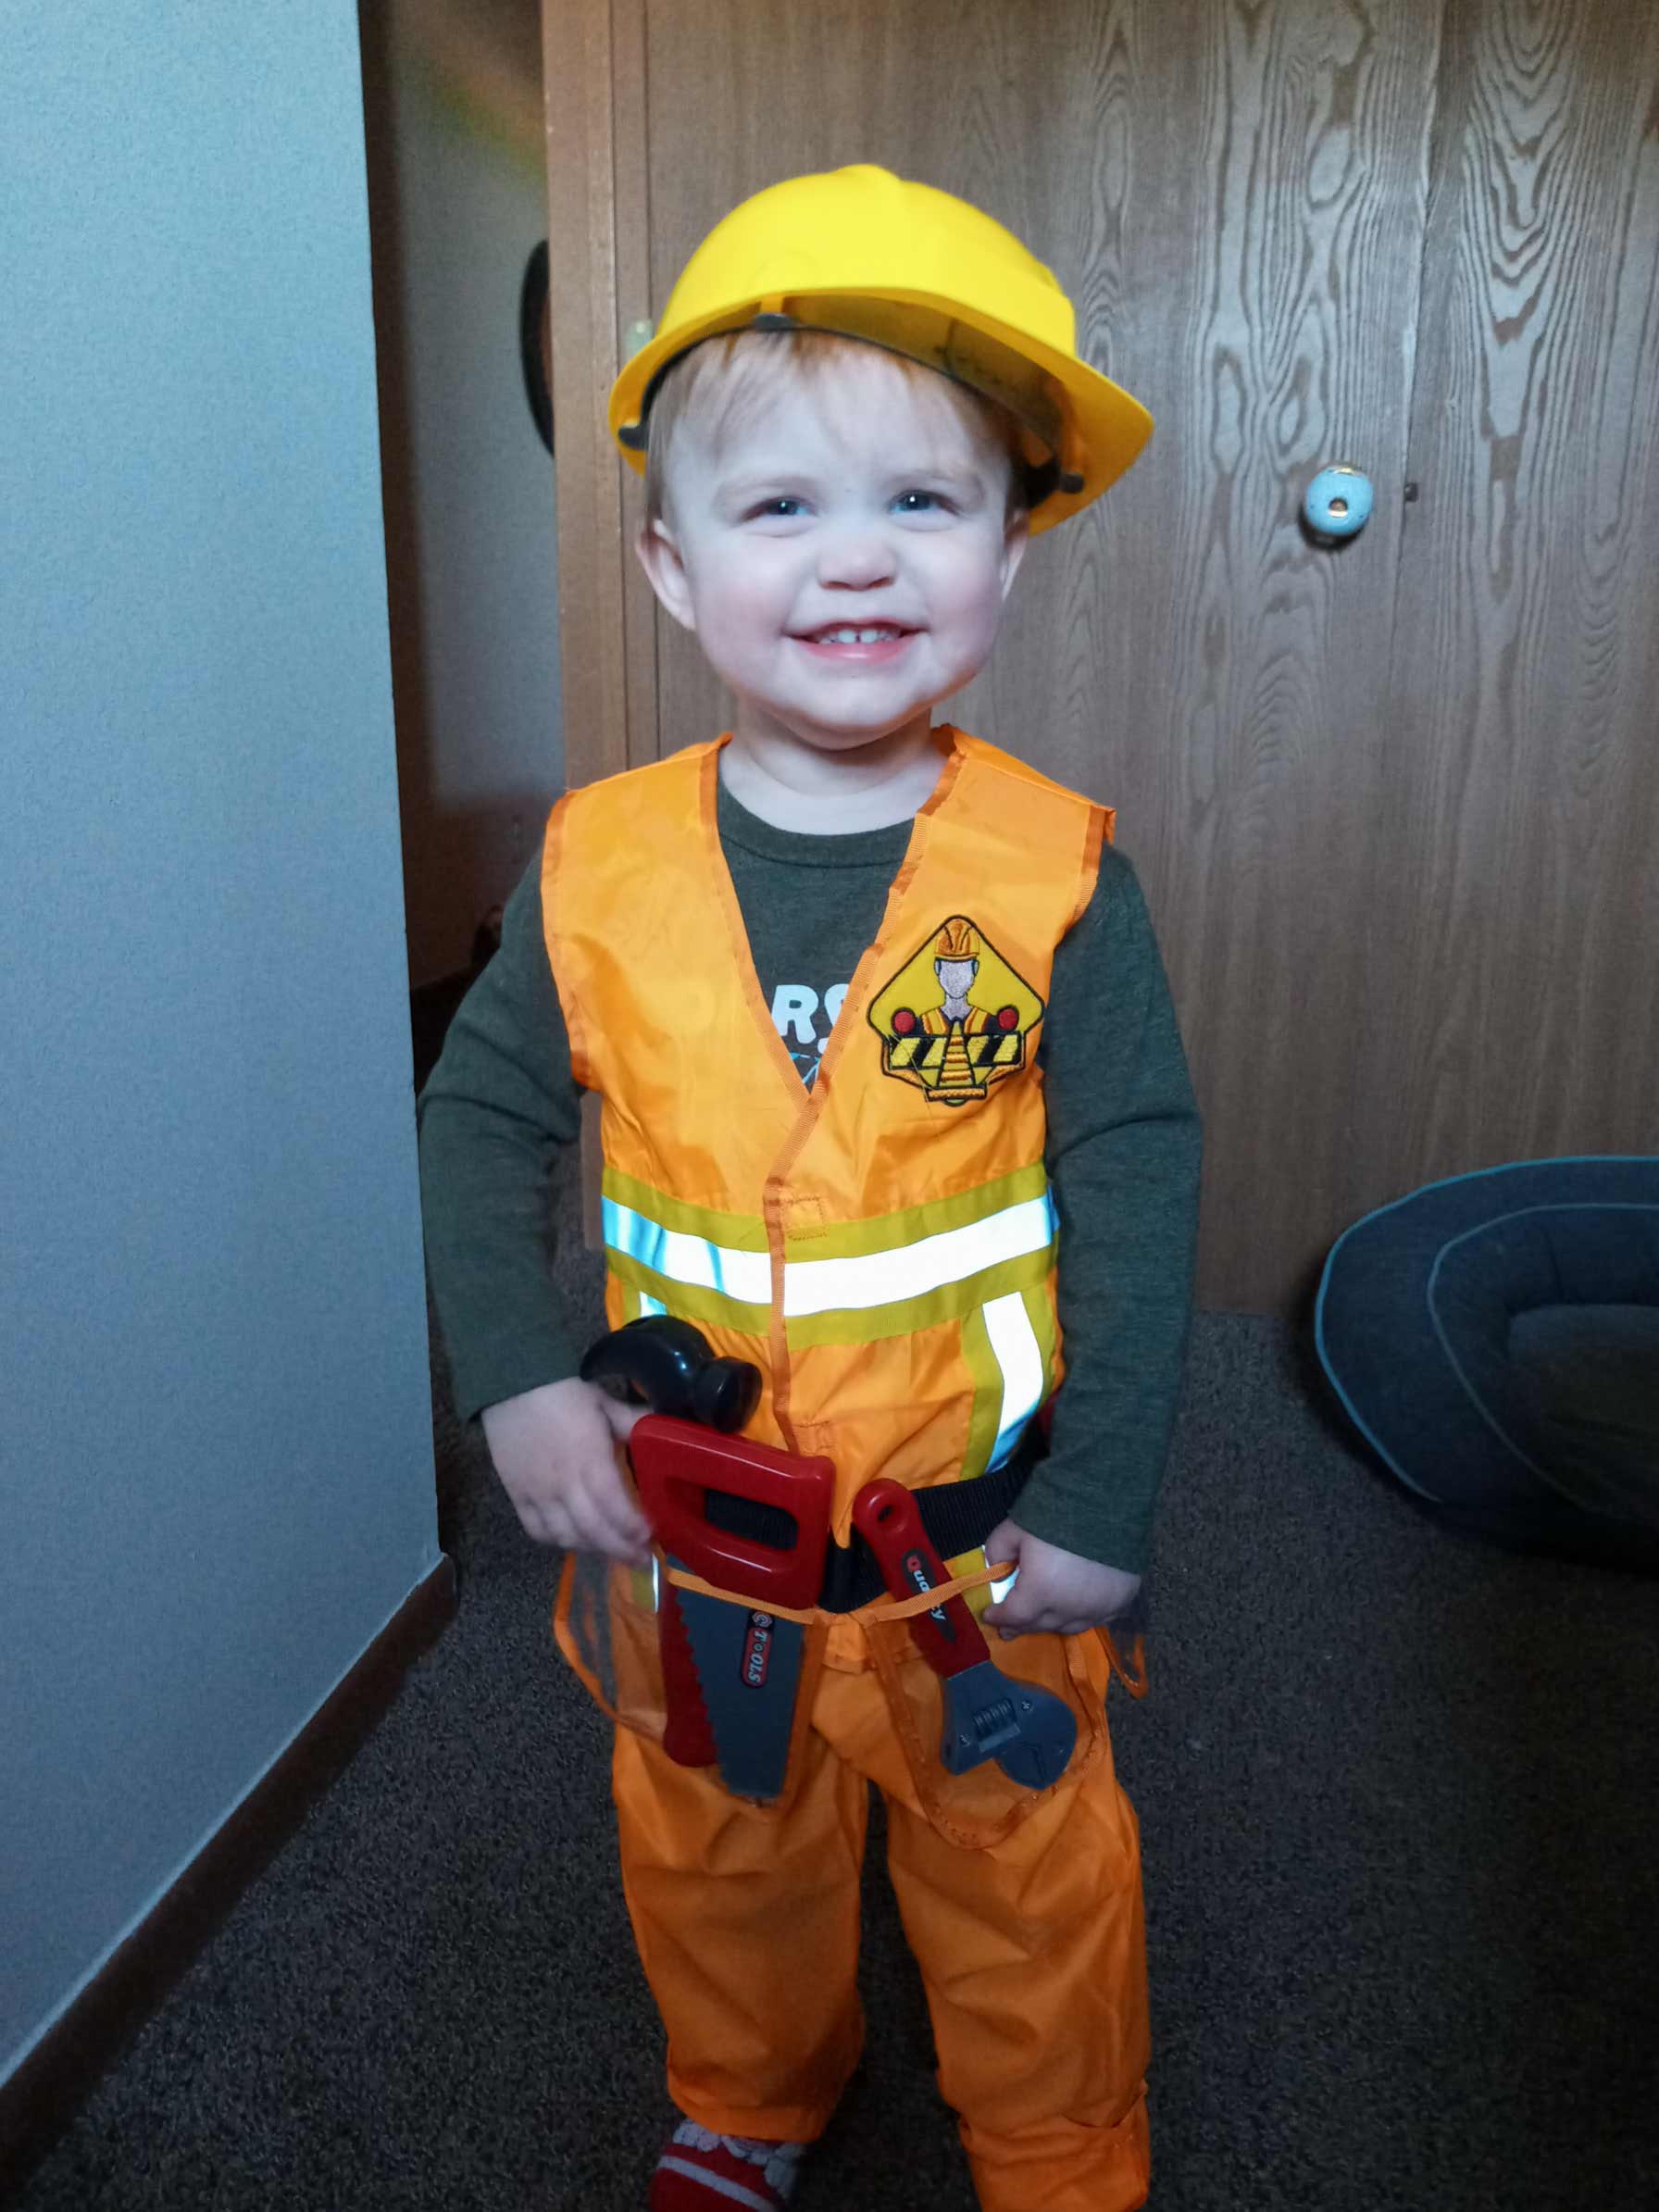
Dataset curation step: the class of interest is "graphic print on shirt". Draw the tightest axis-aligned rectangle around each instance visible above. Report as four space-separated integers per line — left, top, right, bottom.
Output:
770 981 849 1087
867 915 1044 1105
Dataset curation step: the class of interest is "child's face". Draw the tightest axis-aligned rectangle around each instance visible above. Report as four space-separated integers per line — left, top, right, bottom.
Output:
638 349 1027 760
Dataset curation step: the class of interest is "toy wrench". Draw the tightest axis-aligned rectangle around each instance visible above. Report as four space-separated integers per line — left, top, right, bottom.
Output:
852 1477 1076 1791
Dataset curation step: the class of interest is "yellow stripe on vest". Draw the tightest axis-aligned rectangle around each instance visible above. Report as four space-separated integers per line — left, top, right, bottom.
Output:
780 1160 1049 1262
601 1169 1058 1347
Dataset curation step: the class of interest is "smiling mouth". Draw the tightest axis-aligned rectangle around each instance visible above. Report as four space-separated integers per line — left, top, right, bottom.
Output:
795 623 917 645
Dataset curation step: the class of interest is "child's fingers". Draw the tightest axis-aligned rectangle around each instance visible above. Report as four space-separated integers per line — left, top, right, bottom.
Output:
983 1588 1040 1639
543 1497 644 1562
985 1591 1116 1639
505 1456 650 1560
572 1451 654 1560
597 1394 645 1443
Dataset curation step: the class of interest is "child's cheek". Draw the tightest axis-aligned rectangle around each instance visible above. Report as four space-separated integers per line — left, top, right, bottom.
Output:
699 547 792 656
925 539 1009 654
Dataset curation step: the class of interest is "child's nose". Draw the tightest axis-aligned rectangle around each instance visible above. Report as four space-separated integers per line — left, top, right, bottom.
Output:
817 526 896 591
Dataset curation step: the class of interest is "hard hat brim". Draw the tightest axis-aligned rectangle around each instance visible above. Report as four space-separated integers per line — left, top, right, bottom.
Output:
610 288 1152 532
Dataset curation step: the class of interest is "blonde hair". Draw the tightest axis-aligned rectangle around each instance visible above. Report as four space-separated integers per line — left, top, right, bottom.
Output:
641 328 1028 527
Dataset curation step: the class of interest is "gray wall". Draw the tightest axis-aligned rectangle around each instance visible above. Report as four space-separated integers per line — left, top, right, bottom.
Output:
0 6 440 2081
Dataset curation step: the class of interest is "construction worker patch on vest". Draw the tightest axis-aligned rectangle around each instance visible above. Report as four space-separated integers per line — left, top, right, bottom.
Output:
867 915 1044 1106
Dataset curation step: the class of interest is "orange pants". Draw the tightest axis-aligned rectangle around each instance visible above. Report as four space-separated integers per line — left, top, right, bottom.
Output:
612 1631 1151 2212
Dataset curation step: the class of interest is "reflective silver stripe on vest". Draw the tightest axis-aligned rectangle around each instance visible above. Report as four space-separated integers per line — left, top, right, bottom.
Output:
603 1198 772 1306
982 1289 1046 1468
782 1190 1057 1318
605 1185 1057 1332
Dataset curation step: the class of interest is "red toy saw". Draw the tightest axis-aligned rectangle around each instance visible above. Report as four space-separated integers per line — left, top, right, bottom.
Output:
580 1318 831 1794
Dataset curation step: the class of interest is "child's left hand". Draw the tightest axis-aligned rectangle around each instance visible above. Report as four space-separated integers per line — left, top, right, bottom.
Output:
981 1519 1141 1639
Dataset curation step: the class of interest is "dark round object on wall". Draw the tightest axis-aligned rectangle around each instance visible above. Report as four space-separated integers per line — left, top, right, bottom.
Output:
519 239 554 455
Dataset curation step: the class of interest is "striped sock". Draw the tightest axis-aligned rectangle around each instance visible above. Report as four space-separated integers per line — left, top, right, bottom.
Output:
648 2118 806 2210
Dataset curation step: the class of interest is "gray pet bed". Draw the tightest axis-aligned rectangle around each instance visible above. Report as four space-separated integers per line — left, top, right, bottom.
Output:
1315 1157 1659 1568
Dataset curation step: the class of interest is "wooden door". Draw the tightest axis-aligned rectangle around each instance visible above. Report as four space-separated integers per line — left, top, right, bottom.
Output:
543 0 1659 1313
1358 0 1659 1222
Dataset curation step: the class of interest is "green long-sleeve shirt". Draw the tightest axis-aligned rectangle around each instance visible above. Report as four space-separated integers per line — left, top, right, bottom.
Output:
418 777 1201 1572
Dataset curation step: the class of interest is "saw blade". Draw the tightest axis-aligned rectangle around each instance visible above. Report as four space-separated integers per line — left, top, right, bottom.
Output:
672 1569 805 1802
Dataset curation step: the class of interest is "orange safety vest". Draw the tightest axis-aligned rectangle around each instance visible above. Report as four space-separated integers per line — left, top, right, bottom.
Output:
542 724 1110 1540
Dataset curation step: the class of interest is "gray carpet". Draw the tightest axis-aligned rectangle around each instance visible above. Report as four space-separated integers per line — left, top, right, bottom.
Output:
13 1297 1657 2211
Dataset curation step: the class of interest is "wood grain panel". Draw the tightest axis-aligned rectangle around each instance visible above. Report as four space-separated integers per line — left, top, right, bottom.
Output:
543 0 655 1244
1368 0 1659 1207
640 0 1441 1307
609 0 661 769
542 0 652 785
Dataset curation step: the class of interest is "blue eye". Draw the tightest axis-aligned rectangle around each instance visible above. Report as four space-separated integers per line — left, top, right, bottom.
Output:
893 489 960 518
749 496 804 519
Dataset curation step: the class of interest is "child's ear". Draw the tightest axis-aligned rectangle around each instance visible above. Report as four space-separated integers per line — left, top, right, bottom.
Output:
1000 509 1030 601
635 519 696 632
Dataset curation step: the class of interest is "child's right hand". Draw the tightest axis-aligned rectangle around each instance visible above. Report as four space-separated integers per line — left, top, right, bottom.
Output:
480 1378 655 1563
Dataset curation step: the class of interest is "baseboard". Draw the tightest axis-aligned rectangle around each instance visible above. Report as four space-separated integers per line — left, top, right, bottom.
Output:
0 1555 457 2193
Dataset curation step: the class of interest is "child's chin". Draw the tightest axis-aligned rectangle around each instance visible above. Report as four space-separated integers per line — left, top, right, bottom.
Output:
797 710 932 752
731 680 945 753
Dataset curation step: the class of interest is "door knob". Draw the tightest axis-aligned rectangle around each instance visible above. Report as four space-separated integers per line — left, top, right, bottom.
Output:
1302 465 1374 543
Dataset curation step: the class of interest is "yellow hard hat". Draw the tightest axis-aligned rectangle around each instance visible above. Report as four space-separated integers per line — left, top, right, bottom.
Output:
610 166 1152 532
934 917 983 962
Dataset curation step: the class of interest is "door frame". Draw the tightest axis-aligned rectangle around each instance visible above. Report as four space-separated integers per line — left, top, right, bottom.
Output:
541 0 658 789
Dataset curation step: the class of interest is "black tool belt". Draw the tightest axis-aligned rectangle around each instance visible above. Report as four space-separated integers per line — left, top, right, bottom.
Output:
701 1426 1042 1614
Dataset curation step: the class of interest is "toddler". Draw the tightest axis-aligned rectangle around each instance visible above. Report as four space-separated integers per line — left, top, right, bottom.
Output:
419 165 1201 2212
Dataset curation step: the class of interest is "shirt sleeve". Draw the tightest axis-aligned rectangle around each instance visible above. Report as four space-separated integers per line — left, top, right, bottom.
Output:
416 837 590 1421
1012 844 1203 1574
